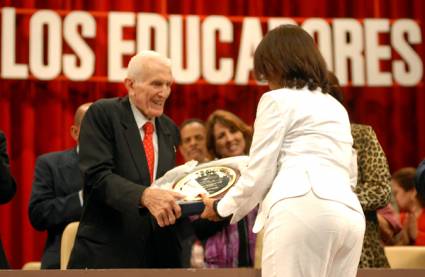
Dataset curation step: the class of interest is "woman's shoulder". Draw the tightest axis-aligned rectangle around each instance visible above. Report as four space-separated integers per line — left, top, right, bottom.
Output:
260 88 301 105
351 124 375 140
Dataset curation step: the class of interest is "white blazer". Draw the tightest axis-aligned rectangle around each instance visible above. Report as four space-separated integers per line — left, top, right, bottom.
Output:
217 87 363 233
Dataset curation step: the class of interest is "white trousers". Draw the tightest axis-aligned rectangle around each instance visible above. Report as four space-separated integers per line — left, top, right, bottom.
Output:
262 190 365 277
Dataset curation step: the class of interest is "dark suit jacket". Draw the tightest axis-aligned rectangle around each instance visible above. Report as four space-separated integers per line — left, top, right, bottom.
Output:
68 96 187 269
28 148 83 269
0 131 16 269
416 159 425 199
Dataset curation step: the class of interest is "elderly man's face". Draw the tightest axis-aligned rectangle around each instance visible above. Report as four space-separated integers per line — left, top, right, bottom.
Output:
129 61 172 119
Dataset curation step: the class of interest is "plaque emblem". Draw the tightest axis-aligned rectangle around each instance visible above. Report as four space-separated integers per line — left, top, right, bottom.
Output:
173 165 239 200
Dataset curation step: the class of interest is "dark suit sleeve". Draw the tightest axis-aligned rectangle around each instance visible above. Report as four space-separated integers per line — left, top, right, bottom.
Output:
0 131 16 204
79 102 146 214
192 218 230 241
28 155 83 231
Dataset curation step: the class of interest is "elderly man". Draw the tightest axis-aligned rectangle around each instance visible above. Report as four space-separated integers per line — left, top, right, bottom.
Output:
179 119 211 163
68 51 188 269
28 102 91 269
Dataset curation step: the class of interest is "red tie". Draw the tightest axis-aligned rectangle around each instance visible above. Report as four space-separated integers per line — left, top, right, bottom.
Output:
143 122 155 183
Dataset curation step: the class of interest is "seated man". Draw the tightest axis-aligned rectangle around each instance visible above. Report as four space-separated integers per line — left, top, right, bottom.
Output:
28 103 91 269
179 119 212 267
179 119 212 163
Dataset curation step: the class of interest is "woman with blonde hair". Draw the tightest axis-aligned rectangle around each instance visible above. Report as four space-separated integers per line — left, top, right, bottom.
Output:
193 109 256 268
206 110 252 159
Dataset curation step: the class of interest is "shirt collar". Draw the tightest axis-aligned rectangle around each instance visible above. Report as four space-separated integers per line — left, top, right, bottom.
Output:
129 98 155 130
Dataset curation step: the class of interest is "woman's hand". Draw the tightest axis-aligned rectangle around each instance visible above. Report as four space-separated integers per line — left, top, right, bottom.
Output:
406 212 418 242
200 194 222 221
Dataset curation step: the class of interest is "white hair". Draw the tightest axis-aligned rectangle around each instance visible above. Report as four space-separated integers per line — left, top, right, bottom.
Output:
126 50 171 80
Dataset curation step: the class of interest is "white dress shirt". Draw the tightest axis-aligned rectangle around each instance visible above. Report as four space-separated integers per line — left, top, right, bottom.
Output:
129 99 159 181
217 87 363 233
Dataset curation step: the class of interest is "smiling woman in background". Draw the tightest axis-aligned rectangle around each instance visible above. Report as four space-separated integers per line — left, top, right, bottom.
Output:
193 110 257 268
206 110 252 160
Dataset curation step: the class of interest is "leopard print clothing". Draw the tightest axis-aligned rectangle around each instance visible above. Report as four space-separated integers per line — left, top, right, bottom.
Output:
352 123 392 268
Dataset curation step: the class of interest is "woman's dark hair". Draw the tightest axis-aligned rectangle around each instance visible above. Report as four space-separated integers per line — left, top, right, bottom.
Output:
254 24 330 93
206 110 253 158
327 71 344 104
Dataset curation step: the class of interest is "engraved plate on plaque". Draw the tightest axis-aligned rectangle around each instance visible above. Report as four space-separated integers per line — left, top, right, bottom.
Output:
173 165 239 201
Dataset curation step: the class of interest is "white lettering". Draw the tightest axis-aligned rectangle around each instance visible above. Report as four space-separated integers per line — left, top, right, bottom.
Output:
392 19 423 86
202 16 233 84
108 12 135 82
29 10 62 80
63 11 96 81
169 15 200 84
364 19 391 86
1 7 28 79
137 13 168 56
333 19 364 86
303 18 333 70
235 17 263 84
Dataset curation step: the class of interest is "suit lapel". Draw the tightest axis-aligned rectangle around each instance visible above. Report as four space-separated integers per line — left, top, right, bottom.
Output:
120 97 151 185
156 117 175 179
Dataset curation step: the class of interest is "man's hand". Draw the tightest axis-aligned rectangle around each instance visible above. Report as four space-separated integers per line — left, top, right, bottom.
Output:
141 187 184 227
200 194 222 221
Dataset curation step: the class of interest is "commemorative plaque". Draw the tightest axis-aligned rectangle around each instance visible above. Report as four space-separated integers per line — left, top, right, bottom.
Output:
173 165 240 216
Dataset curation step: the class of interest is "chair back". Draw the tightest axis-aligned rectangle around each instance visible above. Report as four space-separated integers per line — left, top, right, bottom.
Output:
21 261 41 270
60 221 79 270
385 246 425 268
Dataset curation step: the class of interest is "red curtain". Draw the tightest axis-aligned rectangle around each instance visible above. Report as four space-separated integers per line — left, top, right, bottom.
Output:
0 0 424 268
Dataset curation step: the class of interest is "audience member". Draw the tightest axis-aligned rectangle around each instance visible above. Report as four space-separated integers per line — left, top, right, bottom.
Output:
68 51 189 269
179 119 211 163
201 25 365 277
28 103 91 269
328 72 393 267
205 110 252 160
196 110 256 268
0 131 17 269
377 203 402 245
392 167 425 245
351 125 395 267
178 119 211 267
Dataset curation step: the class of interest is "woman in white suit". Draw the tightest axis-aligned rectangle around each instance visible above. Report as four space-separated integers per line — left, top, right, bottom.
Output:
200 25 365 277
